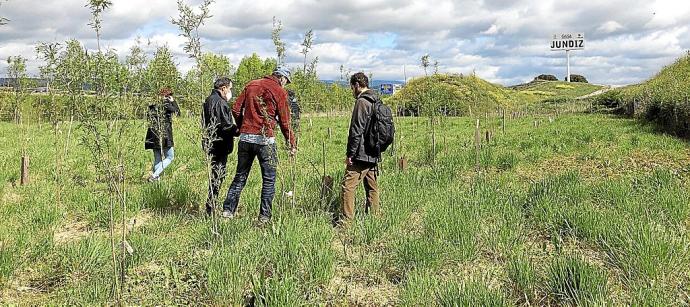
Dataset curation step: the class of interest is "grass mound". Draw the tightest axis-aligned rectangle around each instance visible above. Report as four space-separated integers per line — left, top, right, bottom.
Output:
388 74 604 117
594 53 690 136
388 74 520 116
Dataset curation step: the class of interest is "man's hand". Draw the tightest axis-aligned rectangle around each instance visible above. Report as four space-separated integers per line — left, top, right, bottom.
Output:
345 157 353 166
289 147 298 158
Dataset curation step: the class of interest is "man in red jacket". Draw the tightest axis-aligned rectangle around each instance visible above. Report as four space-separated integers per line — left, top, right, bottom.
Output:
222 67 297 223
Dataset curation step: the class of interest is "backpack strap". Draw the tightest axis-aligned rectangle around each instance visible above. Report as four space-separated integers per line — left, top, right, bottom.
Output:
359 94 379 105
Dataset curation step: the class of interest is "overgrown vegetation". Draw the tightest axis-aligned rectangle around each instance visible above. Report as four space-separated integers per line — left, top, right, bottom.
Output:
593 53 690 137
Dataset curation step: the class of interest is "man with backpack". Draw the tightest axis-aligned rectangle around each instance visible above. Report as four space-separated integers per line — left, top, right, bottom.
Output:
340 72 394 223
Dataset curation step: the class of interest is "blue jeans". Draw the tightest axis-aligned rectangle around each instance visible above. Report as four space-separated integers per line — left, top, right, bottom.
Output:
223 141 277 218
152 147 174 179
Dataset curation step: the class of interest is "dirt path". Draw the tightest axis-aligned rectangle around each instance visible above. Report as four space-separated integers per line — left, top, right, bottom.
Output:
576 85 613 99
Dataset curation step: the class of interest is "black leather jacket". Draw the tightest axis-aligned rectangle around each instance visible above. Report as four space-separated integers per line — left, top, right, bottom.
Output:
202 89 237 155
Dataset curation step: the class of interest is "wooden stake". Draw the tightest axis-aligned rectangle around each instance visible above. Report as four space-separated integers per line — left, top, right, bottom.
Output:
398 156 408 171
20 155 29 185
502 109 506 134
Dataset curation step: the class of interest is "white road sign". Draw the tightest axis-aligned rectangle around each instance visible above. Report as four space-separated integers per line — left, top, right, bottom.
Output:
551 33 585 51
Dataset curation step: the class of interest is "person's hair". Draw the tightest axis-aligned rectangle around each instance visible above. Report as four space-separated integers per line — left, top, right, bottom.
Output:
214 77 232 90
273 72 287 82
350 72 369 88
159 87 173 97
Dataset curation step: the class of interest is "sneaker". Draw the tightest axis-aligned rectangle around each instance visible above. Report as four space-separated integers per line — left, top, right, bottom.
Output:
147 175 160 183
222 210 235 219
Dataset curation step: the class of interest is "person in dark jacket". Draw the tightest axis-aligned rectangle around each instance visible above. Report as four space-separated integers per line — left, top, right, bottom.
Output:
145 88 180 182
287 89 301 134
202 77 237 215
340 72 381 223
221 67 297 223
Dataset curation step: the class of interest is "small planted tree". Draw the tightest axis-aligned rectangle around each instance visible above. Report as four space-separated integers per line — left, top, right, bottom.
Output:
300 29 314 74
36 41 66 200
419 55 435 163
171 0 213 103
77 1 141 303
171 0 225 234
421 54 430 76
272 16 286 65
6 56 31 184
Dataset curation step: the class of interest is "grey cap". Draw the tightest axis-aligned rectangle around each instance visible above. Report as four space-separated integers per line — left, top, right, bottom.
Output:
273 66 292 84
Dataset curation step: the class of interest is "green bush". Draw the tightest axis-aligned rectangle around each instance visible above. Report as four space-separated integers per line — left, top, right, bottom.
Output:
535 74 558 81
565 74 589 83
593 89 623 109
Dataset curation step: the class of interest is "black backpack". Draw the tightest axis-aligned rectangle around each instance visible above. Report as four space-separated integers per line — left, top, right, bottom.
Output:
362 95 395 157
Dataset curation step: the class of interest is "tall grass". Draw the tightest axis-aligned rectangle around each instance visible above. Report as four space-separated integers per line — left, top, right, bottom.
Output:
1 113 689 305
545 255 609 305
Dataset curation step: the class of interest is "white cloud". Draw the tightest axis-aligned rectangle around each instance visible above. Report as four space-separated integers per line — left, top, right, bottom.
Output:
0 0 689 85
598 21 625 34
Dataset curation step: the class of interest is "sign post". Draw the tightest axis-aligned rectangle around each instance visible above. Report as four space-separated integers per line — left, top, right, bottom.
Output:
566 50 571 82
551 33 585 82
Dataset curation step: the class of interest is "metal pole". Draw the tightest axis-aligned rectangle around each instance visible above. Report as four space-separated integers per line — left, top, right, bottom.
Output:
566 50 571 82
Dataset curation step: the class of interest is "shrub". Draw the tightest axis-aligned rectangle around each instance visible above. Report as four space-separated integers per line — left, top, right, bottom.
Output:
535 74 558 81
594 90 624 109
565 74 589 83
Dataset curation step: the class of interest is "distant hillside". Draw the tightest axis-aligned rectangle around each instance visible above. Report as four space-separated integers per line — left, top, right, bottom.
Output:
594 53 690 136
510 80 604 103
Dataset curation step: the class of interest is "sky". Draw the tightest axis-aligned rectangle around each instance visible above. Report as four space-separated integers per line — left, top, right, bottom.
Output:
1 0 689 86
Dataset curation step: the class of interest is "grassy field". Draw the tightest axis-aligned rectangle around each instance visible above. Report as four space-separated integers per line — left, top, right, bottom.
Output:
1 111 689 305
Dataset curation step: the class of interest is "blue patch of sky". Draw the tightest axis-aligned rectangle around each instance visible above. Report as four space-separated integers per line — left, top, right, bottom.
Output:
363 32 398 49
135 20 176 38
